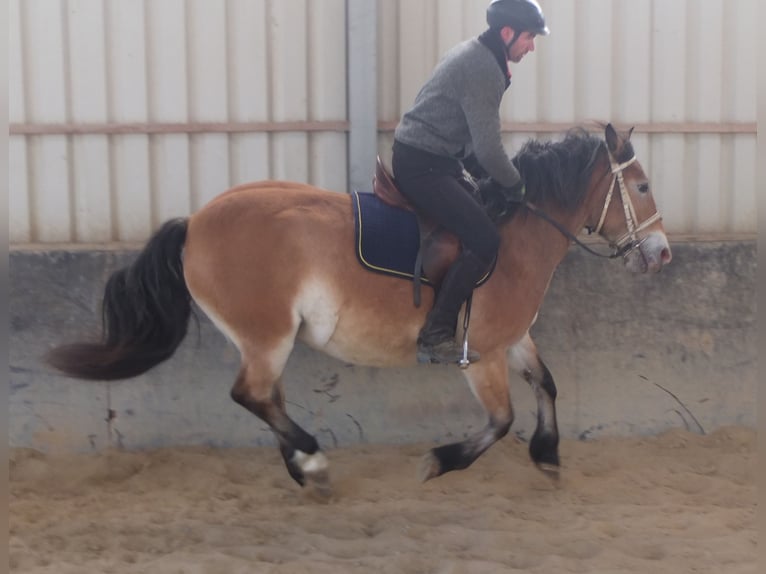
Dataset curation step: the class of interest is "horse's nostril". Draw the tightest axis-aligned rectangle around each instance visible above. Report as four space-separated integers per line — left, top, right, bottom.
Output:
661 247 672 264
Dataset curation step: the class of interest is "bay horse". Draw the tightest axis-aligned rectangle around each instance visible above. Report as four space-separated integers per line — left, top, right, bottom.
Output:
47 124 671 497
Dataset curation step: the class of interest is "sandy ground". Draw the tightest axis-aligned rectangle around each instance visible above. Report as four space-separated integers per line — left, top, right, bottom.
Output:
10 426 756 574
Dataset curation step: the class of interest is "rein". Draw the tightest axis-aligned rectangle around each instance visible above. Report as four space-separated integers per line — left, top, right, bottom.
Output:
525 150 661 260
524 203 630 259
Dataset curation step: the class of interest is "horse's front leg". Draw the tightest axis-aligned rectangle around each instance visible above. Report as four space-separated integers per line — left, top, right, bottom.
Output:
420 350 513 481
509 333 560 477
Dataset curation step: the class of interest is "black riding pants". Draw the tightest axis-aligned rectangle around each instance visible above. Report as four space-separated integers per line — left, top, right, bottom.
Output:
391 140 500 266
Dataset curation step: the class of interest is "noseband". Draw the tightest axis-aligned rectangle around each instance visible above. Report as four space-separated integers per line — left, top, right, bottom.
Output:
526 147 662 260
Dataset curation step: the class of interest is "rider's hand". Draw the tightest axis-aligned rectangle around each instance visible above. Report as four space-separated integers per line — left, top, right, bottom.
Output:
478 178 525 206
502 180 526 203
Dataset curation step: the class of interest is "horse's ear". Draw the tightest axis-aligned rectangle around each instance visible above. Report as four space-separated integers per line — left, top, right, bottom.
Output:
605 123 619 153
627 126 635 140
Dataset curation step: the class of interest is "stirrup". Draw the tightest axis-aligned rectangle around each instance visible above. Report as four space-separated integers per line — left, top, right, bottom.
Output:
417 295 479 367
416 339 480 366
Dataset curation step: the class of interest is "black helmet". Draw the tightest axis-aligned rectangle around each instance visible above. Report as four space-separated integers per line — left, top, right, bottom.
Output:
486 0 550 36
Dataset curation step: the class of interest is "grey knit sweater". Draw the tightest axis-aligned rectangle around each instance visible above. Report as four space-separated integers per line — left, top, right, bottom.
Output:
394 38 521 188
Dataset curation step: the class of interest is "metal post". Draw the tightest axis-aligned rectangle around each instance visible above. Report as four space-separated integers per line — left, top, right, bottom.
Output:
347 0 377 192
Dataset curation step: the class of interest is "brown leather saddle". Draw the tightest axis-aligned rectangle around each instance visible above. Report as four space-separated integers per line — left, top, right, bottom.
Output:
372 156 490 306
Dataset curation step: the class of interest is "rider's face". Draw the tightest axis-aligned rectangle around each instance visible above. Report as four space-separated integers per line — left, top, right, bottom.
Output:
506 31 537 63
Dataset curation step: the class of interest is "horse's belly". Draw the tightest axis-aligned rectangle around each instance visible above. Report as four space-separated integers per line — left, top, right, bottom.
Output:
294 277 423 368
300 335 418 368
297 311 421 368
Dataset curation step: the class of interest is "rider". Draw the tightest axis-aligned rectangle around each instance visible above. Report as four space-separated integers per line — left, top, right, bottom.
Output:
392 0 549 365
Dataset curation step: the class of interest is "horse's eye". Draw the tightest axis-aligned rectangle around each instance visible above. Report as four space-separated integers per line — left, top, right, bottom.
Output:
638 183 650 193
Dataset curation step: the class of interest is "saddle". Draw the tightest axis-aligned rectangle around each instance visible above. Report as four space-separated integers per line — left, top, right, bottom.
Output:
371 156 488 306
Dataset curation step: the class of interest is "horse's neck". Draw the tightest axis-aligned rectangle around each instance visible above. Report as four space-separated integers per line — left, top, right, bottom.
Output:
500 203 586 272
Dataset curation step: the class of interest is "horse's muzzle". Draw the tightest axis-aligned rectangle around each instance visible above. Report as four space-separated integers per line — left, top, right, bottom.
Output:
623 232 672 274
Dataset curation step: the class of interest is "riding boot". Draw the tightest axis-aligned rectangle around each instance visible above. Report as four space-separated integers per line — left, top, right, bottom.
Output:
417 250 489 364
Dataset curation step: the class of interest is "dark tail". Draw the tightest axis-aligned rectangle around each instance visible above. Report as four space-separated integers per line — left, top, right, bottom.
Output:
47 218 192 380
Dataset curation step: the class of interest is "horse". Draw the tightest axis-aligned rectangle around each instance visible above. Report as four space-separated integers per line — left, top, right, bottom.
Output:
47 123 672 498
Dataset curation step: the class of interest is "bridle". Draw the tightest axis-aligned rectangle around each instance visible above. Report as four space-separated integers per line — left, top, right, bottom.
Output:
592 151 662 253
525 147 662 260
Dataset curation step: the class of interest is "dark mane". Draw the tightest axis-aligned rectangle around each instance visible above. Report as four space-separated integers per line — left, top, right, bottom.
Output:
512 128 608 211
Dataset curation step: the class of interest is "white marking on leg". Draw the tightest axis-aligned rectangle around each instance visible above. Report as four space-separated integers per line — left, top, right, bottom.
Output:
510 334 557 437
475 428 498 452
295 278 340 348
508 332 539 376
293 450 329 474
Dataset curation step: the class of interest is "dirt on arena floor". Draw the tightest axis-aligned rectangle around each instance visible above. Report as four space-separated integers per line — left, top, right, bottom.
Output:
9 425 756 574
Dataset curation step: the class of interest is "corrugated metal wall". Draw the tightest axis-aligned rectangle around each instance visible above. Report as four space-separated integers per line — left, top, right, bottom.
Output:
10 0 757 244
9 0 348 243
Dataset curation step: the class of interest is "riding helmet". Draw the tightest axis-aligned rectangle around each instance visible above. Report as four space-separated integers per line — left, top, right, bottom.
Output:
486 0 550 35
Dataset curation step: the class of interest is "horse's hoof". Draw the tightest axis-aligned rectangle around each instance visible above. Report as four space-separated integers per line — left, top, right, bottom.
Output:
305 469 333 501
418 452 440 482
536 462 560 481
293 450 332 499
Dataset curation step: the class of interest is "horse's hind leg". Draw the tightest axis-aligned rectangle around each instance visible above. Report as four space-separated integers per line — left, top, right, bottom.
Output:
420 350 514 480
509 333 560 477
230 361 331 498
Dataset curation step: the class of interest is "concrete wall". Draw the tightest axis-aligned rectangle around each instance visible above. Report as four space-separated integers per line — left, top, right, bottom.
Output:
10 240 756 453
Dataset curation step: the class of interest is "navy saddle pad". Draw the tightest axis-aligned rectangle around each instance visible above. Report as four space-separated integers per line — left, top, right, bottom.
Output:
351 191 495 286
352 191 428 282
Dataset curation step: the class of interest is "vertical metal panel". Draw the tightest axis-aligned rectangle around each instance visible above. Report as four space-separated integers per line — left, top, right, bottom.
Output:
146 0 191 225
376 0 399 124
726 0 757 122
23 0 68 123
689 1 723 233
612 0 651 125
575 0 612 121
344 0 369 192
9 0 30 243
270 0 309 183
25 0 71 242
651 0 688 231
9 0 25 123
436 0 464 53
187 0 230 210
538 0 575 122
9 138 30 243
725 0 757 232
398 0 438 111
611 1 653 226
310 6 348 191
68 0 112 242
731 135 757 231
107 0 152 242
461 0 487 37
227 0 271 185
112 136 153 242
502 39 537 123
68 0 108 123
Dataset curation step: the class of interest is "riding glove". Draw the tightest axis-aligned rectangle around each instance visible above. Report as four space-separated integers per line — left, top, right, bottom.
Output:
478 178 526 220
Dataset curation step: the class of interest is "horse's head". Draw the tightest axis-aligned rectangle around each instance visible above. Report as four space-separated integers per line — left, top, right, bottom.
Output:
588 123 672 273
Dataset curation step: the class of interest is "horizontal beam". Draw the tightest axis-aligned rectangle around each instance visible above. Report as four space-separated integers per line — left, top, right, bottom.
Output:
9 121 756 136
380 121 758 134
9 121 351 135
